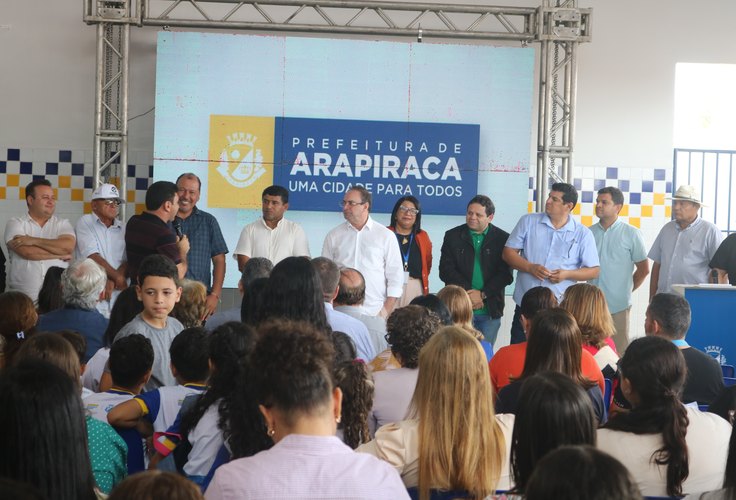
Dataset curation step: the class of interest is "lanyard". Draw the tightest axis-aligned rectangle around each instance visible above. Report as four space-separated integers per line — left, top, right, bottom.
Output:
399 233 413 272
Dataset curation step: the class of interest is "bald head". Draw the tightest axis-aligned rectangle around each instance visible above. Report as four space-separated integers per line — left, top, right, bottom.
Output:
335 268 366 306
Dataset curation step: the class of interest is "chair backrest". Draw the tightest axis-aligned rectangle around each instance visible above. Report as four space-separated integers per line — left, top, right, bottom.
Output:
724 377 736 387
604 378 613 406
722 364 735 378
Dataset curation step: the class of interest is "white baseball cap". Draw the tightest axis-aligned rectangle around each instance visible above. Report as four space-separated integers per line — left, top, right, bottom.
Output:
91 183 125 203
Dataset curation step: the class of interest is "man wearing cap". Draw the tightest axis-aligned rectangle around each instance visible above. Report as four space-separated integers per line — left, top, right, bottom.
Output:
75 183 127 316
175 173 228 318
648 185 723 299
5 179 76 302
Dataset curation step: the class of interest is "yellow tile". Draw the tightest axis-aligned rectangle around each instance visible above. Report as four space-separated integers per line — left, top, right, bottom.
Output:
83 202 92 213
0 187 5 199
7 174 19 187
641 205 653 217
665 206 672 218
136 203 146 214
654 193 665 205
573 204 581 215
528 202 534 213
582 215 593 227
127 190 136 203
619 204 629 216
58 175 71 188
53 188 59 200
108 177 119 185
19 187 26 200
629 217 641 228
71 189 84 201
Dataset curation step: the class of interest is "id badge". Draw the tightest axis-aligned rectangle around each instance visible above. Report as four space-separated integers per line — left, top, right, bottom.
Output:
404 271 410 284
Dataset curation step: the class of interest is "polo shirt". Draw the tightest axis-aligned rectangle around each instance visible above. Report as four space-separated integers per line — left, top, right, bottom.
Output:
125 211 180 281
233 217 309 265
506 213 599 304
177 207 228 291
589 218 648 313
648 217 722 293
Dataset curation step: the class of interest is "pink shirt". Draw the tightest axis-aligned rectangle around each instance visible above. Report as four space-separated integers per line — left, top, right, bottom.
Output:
205 434 409 500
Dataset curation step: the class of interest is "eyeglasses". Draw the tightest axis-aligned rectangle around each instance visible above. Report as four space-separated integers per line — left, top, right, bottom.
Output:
398 206 419 216
340 200 366 208
101 199 121 207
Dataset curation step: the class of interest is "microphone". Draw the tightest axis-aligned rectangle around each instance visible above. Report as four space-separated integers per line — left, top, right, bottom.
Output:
173 220 183 239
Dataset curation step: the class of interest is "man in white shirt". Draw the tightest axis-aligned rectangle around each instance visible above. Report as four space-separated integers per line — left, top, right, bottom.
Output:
648 185 722 299
322 186 403 317
4 179 76 302
75 183 127 317
233 185 309 271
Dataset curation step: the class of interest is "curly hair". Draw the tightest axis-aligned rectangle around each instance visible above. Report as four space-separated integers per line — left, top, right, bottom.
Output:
386 305 442 369
334 360 374 449
172 279 207 328
252 319 335 426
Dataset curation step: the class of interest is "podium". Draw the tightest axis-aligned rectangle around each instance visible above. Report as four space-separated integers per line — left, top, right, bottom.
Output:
673 284 736 366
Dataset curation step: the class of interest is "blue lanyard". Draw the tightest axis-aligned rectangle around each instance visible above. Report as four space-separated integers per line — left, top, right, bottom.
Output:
671 339 689 348
399 233 413 271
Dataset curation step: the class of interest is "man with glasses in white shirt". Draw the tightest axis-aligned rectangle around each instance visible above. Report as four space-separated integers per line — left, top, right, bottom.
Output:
75 183 127 316
322 186 403 318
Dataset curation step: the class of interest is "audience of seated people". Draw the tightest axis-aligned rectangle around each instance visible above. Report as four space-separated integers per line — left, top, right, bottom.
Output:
3 181 736 500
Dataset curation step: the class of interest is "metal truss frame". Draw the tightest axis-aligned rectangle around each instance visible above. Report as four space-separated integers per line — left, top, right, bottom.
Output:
84 0 591 213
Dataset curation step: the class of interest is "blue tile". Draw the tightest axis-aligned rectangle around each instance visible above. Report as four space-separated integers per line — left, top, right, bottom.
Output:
594 179 605 190
72 163 84 176
149 165 154 177
606 167 618 178
46 162 58 175
136 178 150 190
32 175 45 181
654 169 666 181
0 161 5 173
532 190 537 202
84 176 93 189
666 181 672 193
7 149 20 161
581 191 593 203
573 178 582 190
630 192 641 204
642 180 653 192
528 177 534 189
20 162 33 174
58 150 72 163
127 165 136 177
618 180 630 192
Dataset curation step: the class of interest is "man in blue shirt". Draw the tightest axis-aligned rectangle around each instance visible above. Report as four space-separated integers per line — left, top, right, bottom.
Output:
590 186 649 353
175 173 228 319
503 182 600 344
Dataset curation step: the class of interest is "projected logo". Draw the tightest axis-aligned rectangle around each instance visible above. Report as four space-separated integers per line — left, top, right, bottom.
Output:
208 115 275 209
208 115 479 214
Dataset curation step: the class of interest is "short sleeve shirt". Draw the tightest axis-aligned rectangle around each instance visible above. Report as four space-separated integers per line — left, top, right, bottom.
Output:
505 213 600 304
589 219 648 313
74 213 126 268
233 217 309 264
648 217 723 293
4 214 75 301
177 207 228 290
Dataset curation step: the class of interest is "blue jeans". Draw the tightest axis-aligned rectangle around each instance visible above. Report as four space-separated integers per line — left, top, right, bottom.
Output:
473 314 502 347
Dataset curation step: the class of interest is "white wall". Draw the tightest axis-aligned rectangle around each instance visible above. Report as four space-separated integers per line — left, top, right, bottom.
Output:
3 0 733 345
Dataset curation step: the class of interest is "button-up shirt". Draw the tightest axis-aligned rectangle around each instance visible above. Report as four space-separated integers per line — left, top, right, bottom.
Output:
233 217 310 265
178 207 228 291
4 213 75 301
648 217 723 294
322 217 404 316
590 218 647 314
506 213 599 304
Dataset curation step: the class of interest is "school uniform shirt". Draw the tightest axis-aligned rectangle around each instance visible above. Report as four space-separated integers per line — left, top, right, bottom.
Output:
135 383 207 433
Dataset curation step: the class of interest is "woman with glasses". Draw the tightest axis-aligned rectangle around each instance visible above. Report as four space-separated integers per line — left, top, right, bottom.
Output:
388 196 432 307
